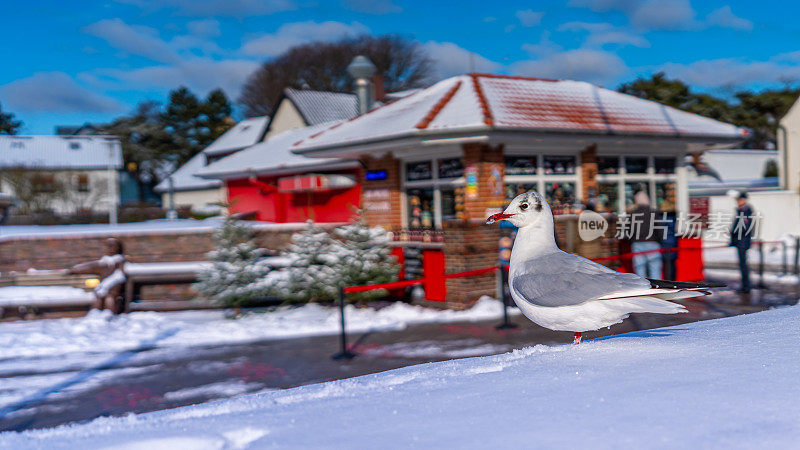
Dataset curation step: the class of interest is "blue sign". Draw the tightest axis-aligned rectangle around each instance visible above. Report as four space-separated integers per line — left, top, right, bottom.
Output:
366 170 388 181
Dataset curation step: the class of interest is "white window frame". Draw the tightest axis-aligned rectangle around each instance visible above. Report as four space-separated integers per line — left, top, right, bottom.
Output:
504 151 581 212
401 154 466 229
595 154 678 213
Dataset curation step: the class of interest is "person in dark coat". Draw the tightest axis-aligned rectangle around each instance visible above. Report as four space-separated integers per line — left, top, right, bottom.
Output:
730 192 755 293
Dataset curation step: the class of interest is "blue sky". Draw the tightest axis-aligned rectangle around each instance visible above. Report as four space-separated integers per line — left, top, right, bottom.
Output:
1 0 798 134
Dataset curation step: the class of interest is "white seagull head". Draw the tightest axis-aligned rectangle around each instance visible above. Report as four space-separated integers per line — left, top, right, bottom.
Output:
486 190 552 228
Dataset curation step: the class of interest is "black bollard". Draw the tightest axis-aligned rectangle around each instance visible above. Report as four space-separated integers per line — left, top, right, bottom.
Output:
795 237 800 276
757 241 767 289
332 286 356 360
496 265 518 330
783 241 788 275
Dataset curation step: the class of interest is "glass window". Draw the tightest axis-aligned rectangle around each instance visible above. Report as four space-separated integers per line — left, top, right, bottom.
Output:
625 156 648 174
76 174 89 192
545 182 576 214
654 157 676 174
597 156 620 174
441 187 464 221
656 182 676 212
597 183 619 213
407 188 434 229
505 183 537 206
543 155 576 174
406 161 432 181
504 156 538 175
437 158 464 179
624 181 651 211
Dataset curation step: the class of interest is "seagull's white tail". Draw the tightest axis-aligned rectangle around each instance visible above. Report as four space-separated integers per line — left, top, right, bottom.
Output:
606 296 688 315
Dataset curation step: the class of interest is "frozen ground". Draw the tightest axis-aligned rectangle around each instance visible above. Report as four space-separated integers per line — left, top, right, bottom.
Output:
4 305 799 448
0 297 512 360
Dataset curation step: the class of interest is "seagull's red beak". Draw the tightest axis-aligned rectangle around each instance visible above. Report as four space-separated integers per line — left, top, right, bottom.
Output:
486 212 514 224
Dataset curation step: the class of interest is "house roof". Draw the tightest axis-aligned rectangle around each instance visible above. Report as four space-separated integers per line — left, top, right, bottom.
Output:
196 123 357 180
293 74 748 155
283 88 358 126
153 152 221 193
203 116 269 156
0 135 122 170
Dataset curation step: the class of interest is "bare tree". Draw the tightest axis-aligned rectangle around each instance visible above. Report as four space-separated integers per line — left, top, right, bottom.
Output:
239 34 433 117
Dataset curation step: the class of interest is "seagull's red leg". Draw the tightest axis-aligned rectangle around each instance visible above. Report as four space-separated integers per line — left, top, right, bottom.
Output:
573 332 582 345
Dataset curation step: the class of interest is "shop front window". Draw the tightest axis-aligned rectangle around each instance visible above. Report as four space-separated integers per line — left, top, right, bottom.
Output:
437 158 464 179
505 156 537 175
597 156 620 174
505 183 537 206
545 182 576 214
406 161 432 181
625 156 648 174
656 182 676 212
543 155 576 174
655 157 676 174
407 188 434 229
596 182 619 213
624 181 651 211
441 187 464 221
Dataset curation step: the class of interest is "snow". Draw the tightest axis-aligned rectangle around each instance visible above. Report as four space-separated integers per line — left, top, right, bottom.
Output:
704 243 797 267
0 297 513 360
5 305 800 448
704 268 800 286
0 135 122 170
0 286 93 308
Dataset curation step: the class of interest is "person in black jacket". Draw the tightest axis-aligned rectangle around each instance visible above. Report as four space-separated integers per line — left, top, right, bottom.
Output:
730 192 755 293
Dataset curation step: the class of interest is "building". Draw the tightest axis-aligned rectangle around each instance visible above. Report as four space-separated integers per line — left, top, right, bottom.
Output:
154 116 269 213
264 88 358 138
291 73 746 306
0 135 122 216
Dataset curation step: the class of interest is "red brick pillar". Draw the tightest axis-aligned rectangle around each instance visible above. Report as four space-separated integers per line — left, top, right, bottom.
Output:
580 143 598 204
443 143 505 308
359 154 403 230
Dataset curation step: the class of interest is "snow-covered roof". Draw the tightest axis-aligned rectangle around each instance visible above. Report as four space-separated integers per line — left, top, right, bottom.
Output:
197 123 358 180
203 116 269 157
284 88 358 126
294 74 748 155
153 151 221 193
0 135 122 170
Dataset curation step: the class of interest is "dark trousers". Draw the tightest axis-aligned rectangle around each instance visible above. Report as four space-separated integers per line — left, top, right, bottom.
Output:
736 246 751 292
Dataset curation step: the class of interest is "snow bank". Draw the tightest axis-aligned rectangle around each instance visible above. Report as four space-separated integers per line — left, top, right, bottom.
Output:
0 297 514 360
5 306 799 448
0 286 94 308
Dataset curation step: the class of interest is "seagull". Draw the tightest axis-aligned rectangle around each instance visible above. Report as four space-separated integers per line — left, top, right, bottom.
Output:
486 190 722 344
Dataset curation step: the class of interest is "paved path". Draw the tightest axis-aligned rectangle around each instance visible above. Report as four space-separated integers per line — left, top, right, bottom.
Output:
0 286 796 433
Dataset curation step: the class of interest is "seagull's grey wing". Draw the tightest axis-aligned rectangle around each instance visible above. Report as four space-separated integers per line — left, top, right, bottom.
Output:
512 251 651 307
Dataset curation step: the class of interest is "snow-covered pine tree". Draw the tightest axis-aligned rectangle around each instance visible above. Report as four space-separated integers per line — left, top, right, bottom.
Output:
333 220 399 301
276 220 399 302
196 216 273 308
275 222 341 302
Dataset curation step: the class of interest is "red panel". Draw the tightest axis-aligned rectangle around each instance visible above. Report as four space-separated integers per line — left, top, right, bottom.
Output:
423 249 446 302
676 237 704 282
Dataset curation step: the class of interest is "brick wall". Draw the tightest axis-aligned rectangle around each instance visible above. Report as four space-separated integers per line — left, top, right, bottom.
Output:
360 154 403 230
462 143 506 223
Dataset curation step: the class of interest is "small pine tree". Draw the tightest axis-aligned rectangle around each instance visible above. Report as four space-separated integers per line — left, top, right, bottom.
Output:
275 222 341 302
196 217 273 308
333 220 399 301
276 220 399 302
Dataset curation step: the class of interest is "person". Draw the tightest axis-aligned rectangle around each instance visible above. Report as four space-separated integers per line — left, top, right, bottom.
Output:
629 191 664 278
730 192 755 293
69 238 128 313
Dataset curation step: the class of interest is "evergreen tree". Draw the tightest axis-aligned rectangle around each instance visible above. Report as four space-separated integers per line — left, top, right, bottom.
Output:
0 102 22 135
276 221 399 302
200 89 234 148
161 86 203 166
277 222 342 302
196 217 273 308
333 220 399 301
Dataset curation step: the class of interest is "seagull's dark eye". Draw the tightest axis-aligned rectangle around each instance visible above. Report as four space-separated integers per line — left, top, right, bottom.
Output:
519 203 528 211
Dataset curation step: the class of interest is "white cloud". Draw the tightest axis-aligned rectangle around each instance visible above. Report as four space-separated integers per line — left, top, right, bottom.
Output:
83 18 180 64
116 0 297 17
569 0 697 30
0 72 122 113
423 42 503 79
187 19 221 38
706 6 753 31
511 49 628 86
241 21 370 58
342 0 402 14
516 10 544 27
659 57 800 88
91 59 260 99
558 22 649 48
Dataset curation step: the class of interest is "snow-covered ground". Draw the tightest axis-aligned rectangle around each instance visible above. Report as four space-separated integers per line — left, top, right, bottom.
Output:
704 242 797 267
0 286 94 308
0 297 512 360
4 305 799 448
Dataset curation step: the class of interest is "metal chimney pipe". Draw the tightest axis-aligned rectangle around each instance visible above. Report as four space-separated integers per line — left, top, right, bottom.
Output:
347 55 377 115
